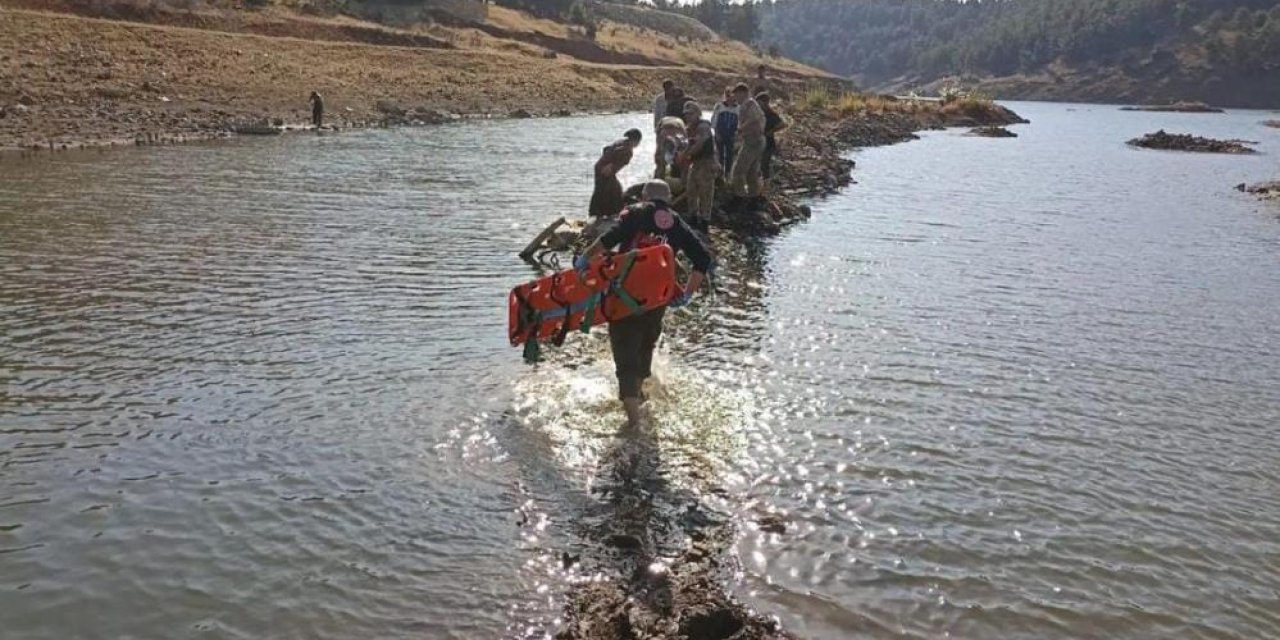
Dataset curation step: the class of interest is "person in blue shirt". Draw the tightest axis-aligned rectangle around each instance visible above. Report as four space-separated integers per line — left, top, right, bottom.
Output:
711 87 739 177
758 92 789 187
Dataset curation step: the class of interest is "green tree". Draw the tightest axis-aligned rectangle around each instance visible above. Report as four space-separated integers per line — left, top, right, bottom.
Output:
726 1 761 43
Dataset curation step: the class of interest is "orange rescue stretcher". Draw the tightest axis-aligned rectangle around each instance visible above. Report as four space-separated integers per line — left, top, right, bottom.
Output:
508 245 678 362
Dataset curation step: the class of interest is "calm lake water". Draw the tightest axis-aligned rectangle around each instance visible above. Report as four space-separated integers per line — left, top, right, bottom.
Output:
2 103 1278 639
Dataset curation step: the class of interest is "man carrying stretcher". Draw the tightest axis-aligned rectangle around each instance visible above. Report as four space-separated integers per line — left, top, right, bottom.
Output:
574 180 714 426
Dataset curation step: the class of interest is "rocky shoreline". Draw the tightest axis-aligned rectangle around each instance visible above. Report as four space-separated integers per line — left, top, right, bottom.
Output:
1236 181 1280 202
698 100 1028 236
1120 101 1225 113
1127 130 1257 154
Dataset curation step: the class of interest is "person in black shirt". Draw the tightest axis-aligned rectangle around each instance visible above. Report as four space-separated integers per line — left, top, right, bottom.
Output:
758 92 788 185
589 128 642 218
574 180 713 426
665 87 693 120
309 91 324 128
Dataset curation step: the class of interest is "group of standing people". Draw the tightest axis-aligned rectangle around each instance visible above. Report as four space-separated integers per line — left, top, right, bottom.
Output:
578 69 788 426
590 71 788 231
710 82 788 205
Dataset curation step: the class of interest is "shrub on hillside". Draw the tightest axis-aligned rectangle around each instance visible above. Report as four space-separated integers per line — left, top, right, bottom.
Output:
801 87 832 110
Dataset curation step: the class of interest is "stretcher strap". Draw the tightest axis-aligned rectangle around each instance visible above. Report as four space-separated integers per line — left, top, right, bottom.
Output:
516 250 647 362
537 292 604 320
512 286 543 364
546 271 573 348
579 292 600 333
609 251 645 315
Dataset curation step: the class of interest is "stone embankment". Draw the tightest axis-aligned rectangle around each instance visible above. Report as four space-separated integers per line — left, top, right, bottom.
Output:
1128 130 1256 154
1121 102 1225 113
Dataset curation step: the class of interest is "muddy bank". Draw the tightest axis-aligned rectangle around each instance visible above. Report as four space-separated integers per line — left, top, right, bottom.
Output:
1128 130 1256 154
555 438 793 640
560 560 793 640
0 6 837 154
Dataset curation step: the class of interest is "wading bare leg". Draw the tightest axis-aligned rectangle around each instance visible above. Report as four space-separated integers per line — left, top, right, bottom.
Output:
608 308 666 426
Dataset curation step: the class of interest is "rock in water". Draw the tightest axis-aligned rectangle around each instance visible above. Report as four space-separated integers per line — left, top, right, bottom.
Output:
603 533 641 550
509 108 534 119
757 514 787 534
1120 102 1225 113
969 126 1017 138
1127 130 1256 154
1240 181 1280 201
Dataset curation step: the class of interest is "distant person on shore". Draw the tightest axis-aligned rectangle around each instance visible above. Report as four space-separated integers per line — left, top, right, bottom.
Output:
729 83 766 202
653 79 675 132
590 128 642 218
758 92 788 188
711 87 739 177
309 91 324 128
573 180 713 426
677 101 717 231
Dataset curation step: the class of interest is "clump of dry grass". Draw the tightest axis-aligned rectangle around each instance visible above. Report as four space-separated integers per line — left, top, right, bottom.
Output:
939 96 1005 120
800 86 833 110
833 93 908 115
794 80 1010 125
799 88 970 118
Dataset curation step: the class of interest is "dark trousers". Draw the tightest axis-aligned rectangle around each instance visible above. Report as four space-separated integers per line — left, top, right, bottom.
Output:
312 108 323 127
608 307 666 400
589 175 624 218
761 141 776 180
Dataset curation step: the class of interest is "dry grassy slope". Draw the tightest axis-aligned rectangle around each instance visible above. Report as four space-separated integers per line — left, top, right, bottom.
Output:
466 5 824 78
0 1 834 149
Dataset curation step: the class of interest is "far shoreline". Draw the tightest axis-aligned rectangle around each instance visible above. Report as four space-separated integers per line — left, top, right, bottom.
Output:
0 106 650 159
